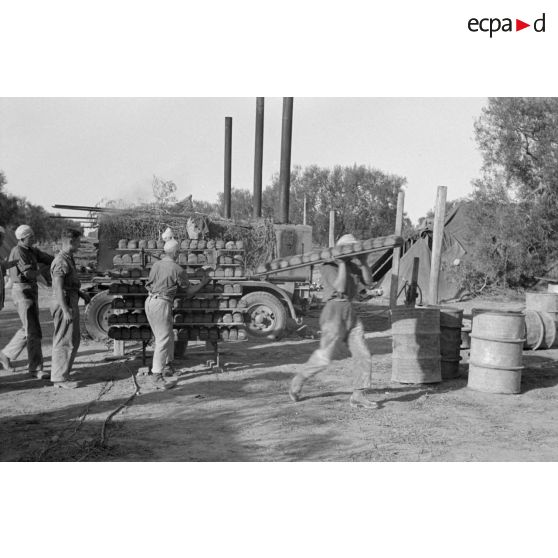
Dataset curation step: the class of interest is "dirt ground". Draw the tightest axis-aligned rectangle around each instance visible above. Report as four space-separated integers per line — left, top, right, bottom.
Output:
1 288 558 462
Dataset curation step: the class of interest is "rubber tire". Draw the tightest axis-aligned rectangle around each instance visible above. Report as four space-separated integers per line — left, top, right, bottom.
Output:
84 290 114 341
239 291 288 340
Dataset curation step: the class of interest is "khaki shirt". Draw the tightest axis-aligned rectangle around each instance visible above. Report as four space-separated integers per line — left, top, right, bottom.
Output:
50 250 81 295
320 262 362 302
146 256 189 299
8 243 54 287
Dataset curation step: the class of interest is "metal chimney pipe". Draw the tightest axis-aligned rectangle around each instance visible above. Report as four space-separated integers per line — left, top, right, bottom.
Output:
224 116 232 219
279 97 293 224
253 97 264 219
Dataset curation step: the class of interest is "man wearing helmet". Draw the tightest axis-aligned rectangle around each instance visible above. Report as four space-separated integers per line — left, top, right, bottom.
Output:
289 234 379 409
0 225 54 378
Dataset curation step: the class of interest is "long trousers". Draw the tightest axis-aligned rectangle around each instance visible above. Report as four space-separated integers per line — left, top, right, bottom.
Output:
50 294 81 382
145 295 174 374
301 299 372 390
2 284 43 372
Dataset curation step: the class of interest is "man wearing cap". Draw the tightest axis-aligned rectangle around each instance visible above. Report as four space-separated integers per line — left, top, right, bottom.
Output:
289 234 379 409
0 225 54 378
49 228 90 389
144 239 210 390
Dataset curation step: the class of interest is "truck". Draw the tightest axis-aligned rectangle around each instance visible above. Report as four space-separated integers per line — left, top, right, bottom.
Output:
77 208 315 343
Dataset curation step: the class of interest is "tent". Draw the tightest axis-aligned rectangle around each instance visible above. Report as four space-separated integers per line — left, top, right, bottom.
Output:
379 203 472 304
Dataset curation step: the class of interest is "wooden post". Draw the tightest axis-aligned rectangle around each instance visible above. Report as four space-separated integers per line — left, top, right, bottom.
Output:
389 190 405 308
303 195 307 225
329 210 335 247
428 186 447 305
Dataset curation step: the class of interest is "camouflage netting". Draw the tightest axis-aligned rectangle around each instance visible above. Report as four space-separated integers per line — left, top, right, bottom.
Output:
98 207 277 271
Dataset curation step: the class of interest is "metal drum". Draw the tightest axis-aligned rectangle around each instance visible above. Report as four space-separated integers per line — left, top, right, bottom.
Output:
525 292 558 348
429 306 463 379
524 309 556 350
468 309 525 394
390 307 441 384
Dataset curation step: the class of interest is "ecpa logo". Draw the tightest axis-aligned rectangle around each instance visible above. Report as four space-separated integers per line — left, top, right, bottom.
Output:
468 13 546 37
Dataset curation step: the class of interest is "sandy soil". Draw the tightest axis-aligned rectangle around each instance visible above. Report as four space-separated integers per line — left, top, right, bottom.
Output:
1 289 558 462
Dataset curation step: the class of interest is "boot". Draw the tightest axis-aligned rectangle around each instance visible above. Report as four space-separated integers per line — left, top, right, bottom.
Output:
146 373 176 391
53 380 80 389
0 351 15 373
30 369 51 380
349 389 378 409
289 374 306 402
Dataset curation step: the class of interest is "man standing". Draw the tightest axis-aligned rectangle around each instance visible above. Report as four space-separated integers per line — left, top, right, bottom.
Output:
50 228 90 389
289 234 379 409
144 239 210 390
0 225 53 378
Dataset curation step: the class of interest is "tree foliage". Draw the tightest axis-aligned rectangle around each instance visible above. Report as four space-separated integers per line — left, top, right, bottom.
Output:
261 164 409 245
455 98 558 292
0 171 79 241
475 98 558 199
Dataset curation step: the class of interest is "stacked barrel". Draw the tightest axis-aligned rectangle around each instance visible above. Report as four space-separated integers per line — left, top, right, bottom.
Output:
390 305 527 394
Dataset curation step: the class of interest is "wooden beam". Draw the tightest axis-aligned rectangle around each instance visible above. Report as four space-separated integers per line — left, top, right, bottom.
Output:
428 186 447 305
389 190 405 308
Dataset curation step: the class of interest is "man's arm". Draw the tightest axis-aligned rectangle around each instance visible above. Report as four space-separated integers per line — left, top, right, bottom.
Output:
79 289 91 304
11 246 38 281
0 259 18 273
52 275 73 325
182 268 212 297
33 248 55 266
351 255 373 286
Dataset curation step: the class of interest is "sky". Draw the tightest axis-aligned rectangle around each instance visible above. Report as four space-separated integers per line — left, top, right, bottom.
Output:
0 97 487 225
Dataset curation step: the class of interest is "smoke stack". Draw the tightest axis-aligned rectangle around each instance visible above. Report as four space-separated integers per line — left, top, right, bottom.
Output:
279 97 293 224
224 116 232 219
253 97 264 219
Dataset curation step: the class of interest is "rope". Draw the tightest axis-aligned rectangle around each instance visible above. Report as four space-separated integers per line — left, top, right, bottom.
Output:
98 363 140 447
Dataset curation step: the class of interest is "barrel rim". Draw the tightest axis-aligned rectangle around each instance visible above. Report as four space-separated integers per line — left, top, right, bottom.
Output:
469 360 524 371
472 308 524 317
471 334 526 344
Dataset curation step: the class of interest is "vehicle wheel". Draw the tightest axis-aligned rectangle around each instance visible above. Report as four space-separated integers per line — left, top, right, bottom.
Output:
239 291 287 339
84 290 114 341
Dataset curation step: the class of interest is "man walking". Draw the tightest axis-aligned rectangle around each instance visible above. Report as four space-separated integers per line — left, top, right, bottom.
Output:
289 234 379 409
50 228 90 389
144 239 210 390
0 225 53 378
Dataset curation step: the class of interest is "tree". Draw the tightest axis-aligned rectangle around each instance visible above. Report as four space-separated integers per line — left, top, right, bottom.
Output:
262 164 409 245
0 170 78 241
217 188 253 222
475 98 558 199
451 98 558 291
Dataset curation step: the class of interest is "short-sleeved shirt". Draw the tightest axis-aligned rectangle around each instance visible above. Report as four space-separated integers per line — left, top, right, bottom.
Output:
9 243 54 287
50 250 81 294
146 256 189 299
320 261 363 302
